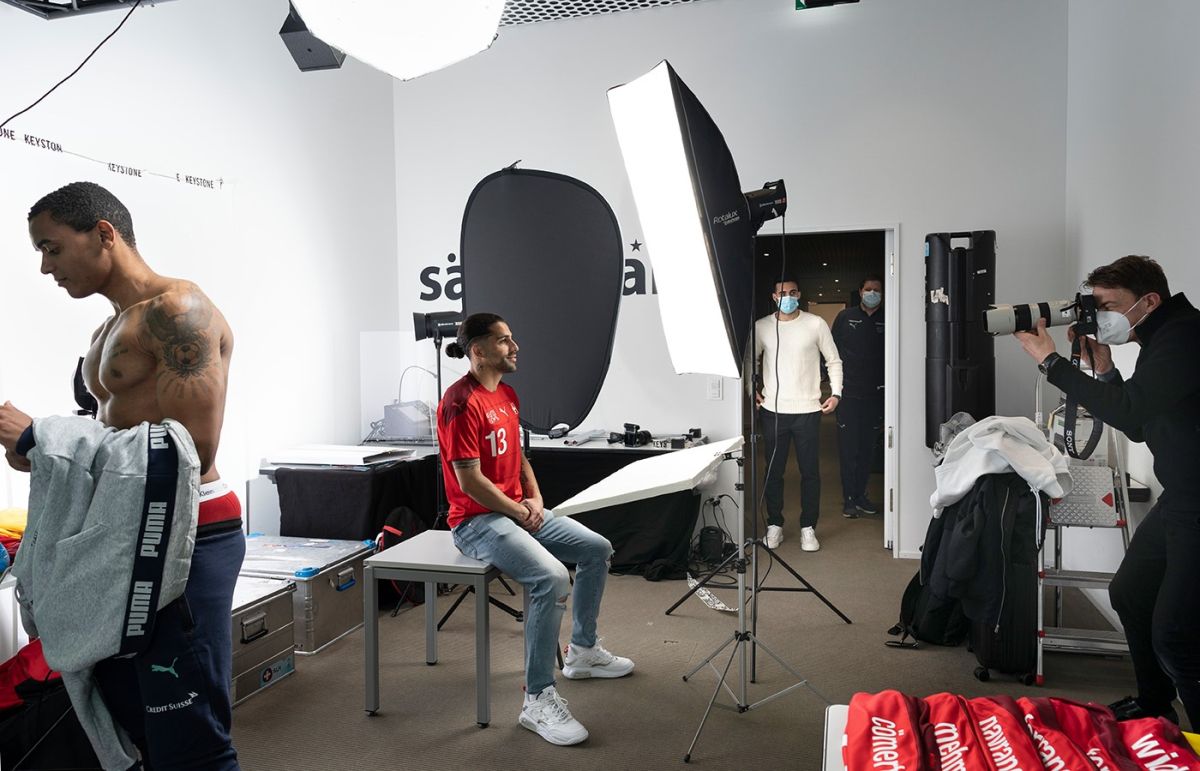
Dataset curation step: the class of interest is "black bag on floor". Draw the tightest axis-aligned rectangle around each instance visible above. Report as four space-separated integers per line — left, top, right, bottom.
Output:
886 569 969 648
0 678 101 770
377 505 429 607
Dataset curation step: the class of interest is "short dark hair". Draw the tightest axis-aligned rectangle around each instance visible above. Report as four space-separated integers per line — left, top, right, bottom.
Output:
772 274 800 291
445 313 505 359
28 181 137 248
1086 255 1170 301
861 275 883 290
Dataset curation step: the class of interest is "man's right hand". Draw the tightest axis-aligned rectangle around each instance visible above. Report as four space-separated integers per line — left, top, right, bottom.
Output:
1067 325 1114 374
517 500 544 533
4 448 31 473
755 391 764 407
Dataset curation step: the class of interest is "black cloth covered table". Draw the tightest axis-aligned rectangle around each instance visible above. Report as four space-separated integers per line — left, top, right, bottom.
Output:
274 457 439 541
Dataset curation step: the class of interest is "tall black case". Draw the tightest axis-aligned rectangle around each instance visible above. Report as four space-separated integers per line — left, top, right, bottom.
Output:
969 476 1045 685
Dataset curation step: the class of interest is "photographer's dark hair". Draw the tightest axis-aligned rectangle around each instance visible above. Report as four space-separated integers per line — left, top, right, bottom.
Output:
861 275 884 289
1087 255 1170 301
446 313 505 359
29 181 138 248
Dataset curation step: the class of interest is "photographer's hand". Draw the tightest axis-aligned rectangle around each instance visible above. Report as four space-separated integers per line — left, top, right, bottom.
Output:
1014 318 1057 364
1067 325 1113 375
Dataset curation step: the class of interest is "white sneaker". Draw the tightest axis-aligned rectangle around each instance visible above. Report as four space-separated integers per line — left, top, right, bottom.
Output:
562 639 635 680
765 525 784 549
800 527 820 552
519 686 589 745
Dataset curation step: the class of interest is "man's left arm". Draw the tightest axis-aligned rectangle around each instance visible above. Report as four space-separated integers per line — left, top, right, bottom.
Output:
140 291 225 474
817 319 843 413
520 453 545 517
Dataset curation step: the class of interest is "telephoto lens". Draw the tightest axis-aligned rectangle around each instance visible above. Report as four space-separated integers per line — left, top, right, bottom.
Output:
983 299 1077 335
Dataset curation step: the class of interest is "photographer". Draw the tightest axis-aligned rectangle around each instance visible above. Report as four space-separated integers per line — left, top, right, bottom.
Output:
1014 255 1200 729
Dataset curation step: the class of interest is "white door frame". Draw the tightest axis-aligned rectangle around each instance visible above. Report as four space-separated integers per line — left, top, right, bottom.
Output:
766 221 901 554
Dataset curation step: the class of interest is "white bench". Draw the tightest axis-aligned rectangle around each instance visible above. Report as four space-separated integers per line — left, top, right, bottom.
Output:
363 529 502 727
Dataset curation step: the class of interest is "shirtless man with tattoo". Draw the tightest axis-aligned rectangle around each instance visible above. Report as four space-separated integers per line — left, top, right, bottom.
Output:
0 181 243 769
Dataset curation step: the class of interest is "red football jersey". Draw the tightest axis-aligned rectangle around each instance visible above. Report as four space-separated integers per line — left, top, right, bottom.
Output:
437 374 523 528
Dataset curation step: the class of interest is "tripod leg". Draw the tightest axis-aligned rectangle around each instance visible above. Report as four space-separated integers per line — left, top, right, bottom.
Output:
763 548 853 624
744 631 833 709
495 575 518 597
683 630 739 681
437 585 473 630
486 594 524 622
684 635 743 763
665 548 741 616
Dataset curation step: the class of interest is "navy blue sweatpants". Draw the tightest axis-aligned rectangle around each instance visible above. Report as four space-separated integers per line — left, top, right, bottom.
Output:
95 527 245 770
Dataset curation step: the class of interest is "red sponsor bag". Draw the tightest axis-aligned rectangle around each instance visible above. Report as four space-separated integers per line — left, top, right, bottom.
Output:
0 639 59 713
965 695 1047 771
1048 697 1139 771
922 692 995 770
1118 717 1200 771
1019 696 1102 770
844 690 938 771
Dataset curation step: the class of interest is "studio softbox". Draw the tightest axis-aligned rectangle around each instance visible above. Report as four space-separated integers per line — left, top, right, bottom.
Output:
460 168 622 433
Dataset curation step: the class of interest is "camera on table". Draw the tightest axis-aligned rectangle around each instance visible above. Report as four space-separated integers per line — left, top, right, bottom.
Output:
983 292 1098 336
608 422 652 447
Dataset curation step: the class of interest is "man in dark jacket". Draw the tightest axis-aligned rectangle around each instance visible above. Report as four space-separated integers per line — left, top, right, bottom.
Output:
1015 255 1200 730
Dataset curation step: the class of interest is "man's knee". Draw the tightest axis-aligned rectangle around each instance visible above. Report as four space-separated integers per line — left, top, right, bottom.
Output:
1108 569 1138 617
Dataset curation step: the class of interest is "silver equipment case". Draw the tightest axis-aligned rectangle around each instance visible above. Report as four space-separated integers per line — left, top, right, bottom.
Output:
240 535 376 655
231 576 296 706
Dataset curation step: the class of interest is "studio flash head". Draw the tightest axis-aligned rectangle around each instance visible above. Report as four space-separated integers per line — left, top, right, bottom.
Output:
983 293 1098 336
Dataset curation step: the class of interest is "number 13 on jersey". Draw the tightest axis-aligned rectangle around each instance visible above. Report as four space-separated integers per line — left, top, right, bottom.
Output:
486 428 508 457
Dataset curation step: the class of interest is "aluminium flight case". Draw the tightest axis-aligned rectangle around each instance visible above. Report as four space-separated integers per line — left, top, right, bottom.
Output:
240 535 376 655
231 576 296 706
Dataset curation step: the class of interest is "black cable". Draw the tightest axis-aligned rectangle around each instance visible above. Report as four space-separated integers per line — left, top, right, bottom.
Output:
0 0 142 132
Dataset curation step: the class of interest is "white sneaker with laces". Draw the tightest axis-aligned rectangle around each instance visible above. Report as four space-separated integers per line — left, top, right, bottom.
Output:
800 526 820 552
765 525 784 549
562 639 635 680
519 686 589 746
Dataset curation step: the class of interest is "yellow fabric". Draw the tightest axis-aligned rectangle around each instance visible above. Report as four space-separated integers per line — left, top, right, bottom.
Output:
1187 732 1200 756
0 508 27 538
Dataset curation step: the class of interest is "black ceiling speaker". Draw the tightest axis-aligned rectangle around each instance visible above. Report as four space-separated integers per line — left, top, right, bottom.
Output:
280 2 345 72
796 0 859 8
461 168 623 434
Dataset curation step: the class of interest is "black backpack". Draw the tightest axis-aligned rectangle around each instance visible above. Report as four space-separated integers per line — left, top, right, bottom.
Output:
885 569 970 648
376 506 429 609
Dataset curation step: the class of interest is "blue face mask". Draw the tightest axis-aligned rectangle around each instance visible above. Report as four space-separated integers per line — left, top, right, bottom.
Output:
777 295 800 314
862 290 881 309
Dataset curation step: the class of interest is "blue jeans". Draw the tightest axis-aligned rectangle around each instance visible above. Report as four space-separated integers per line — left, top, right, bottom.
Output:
452 512 613 696
95 527 245 770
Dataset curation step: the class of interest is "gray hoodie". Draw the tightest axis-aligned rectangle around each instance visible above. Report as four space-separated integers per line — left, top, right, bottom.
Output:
13 415 199 771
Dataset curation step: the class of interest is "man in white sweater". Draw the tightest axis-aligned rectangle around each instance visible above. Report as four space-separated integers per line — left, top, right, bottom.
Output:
754 277 843 551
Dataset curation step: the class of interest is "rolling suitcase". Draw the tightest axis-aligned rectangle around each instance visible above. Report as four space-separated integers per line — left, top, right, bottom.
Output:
970 475 1046 685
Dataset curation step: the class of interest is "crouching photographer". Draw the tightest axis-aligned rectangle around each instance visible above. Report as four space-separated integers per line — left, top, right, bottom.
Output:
1012 255 1200 730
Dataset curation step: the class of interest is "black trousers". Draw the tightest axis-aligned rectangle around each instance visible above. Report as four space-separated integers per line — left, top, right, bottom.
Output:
836 393 884 503
1108 499 1200 728
760 409 821 529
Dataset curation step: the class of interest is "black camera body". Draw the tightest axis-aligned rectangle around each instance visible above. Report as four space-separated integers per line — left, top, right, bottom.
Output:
1073 292 1099 336
608 422 652 447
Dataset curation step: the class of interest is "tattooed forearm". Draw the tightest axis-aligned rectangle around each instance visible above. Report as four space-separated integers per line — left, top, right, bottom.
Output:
145 295 214 380
452 458 480 469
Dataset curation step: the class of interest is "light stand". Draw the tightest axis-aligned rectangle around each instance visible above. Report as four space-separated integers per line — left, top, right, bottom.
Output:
413 311 522 626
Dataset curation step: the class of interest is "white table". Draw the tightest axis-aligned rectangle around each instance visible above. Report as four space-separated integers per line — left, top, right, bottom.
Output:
363 530 502 727
824 704 848 770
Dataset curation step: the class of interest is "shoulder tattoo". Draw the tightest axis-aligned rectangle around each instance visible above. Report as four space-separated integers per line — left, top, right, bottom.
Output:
145 294 214 380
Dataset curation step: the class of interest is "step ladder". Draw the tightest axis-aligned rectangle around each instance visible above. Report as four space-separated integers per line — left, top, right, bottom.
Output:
1036 405 1135 685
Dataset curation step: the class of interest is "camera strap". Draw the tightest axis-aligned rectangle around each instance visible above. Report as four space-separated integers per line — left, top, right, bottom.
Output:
1063 335 1104 459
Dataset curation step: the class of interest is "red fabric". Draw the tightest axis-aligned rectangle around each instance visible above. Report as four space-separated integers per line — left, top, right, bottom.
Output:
1018 696 1101 770
921 692 994 770
1049 697 1140 771
0 639 59 712
965 695 1047 771
843 690 938 771
1118 717 1200 770
437 375 524 529
0 535 19 561
197 489 241 528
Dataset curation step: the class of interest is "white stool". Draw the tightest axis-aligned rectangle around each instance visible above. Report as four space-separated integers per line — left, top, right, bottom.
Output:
363 530 502 727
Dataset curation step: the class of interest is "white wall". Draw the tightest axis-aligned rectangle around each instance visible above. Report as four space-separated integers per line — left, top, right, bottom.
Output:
0 0 397 507
391 0 1069 555
1062 0 1200 617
